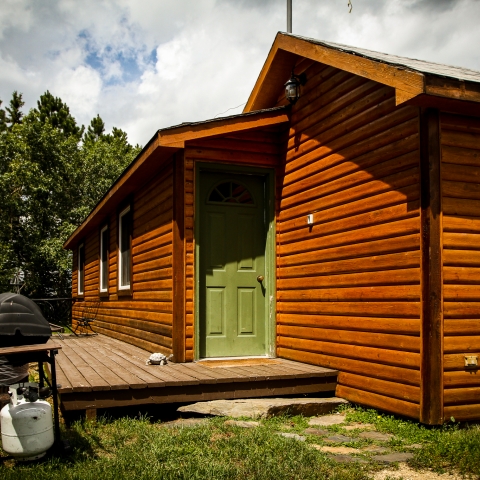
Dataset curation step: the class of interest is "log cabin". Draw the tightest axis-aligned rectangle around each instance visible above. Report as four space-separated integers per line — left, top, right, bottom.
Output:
64 32 480 424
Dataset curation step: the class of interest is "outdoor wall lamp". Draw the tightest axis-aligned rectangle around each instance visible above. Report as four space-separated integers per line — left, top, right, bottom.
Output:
284 70 307 105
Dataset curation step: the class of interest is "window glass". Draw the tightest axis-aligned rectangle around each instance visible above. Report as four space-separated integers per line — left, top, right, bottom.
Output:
78 243 85 295
119 207 131 289
207 181 254 205
100 225 109 292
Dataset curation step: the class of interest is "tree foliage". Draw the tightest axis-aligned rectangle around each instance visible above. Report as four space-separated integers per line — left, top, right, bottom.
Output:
35 90 84 138
84 114 106 143
5 91 25 126
0 100 6 133
0 91 141 297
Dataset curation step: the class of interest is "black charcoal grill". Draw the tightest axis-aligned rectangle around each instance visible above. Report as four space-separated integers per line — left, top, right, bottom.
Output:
0 293 52 347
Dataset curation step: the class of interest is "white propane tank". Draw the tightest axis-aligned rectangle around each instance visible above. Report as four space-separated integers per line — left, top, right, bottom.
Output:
1 384 54 460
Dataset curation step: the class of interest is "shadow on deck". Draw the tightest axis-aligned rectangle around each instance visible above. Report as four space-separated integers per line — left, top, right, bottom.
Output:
52 334 338 415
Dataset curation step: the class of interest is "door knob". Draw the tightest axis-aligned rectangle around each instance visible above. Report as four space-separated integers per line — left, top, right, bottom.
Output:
257 275 264 283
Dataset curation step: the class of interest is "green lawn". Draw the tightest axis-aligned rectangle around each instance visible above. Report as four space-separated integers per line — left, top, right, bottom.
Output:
1 406 479 479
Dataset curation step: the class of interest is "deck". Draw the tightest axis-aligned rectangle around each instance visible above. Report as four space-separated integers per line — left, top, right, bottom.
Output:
52 335 338 413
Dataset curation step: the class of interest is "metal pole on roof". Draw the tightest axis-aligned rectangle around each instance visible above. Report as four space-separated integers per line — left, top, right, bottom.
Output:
287 0 292 33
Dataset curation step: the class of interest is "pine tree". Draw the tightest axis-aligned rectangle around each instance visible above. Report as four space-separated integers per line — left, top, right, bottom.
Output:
0 90 141 296
5 91 24 126
84 114 106 143
0 99 6 133
35 90 83 137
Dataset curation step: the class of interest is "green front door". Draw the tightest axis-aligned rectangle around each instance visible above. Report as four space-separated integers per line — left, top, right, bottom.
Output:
199 171 267 358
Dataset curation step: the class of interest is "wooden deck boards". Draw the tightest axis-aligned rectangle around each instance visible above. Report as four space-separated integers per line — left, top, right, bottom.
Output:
52 334 338 412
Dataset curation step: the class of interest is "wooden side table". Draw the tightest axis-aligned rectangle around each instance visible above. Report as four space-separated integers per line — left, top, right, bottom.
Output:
0 340 62 444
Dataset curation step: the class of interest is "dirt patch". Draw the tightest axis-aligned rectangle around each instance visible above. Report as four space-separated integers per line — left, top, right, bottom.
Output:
373 464 462 480
343 423 375 431
314 445 359 454
210 432 235 442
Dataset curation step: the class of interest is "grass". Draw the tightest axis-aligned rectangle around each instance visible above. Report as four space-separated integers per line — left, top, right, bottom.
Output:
1 405 479 479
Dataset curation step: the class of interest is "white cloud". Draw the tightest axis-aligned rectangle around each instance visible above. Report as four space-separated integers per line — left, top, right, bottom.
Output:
0 0 479 145
155 37 192 81
52 66 102 118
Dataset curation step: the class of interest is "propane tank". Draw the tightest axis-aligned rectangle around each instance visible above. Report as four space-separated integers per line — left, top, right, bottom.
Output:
1 383 54 460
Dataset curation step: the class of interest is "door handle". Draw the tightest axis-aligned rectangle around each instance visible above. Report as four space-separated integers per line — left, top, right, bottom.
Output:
256 275 264 283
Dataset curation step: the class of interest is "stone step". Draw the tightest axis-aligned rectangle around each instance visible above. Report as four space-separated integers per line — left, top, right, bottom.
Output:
177 397 349 418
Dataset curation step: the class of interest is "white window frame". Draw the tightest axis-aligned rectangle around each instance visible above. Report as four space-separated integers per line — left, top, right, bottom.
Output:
118 205 131 290
100 225 109 293
77 243 85 296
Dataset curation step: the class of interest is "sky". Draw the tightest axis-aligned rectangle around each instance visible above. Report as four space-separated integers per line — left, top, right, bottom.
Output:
0 0 479 146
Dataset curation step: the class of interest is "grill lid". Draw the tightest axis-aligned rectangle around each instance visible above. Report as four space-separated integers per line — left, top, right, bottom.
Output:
0 293 52 347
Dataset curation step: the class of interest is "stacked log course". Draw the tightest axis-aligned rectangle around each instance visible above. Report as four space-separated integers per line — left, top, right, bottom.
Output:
441 113 480 422
275 61 423 418
72 161 175 353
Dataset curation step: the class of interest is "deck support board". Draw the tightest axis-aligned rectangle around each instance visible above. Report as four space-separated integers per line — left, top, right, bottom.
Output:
59 377 338 411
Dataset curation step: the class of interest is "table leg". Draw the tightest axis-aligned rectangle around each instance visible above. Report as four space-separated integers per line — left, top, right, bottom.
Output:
49 350 61 443
38 361 44 388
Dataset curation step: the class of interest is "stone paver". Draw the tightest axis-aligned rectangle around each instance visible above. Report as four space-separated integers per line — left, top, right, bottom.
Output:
329 454 367 464
372 452 414 464
276 432 306 441
224 420 259 428
361 445 390 453
324 434 355 443
304 427 329 436
177 397 348 418
308 414 346 426
405 443 423 449
359 431 394 441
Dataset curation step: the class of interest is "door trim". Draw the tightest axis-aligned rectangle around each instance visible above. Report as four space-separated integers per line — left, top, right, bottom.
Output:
194 162 276 360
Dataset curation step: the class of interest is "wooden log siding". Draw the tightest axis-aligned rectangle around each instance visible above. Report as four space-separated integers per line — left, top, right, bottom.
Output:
275 62 422 418
441 112 480 422
183 127 285 361
72 160 175 354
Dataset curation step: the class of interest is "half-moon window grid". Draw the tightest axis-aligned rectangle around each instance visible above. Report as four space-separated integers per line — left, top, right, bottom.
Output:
207 181 255 206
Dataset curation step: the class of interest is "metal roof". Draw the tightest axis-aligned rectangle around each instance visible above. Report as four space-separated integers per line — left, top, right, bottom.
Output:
156 106 288 134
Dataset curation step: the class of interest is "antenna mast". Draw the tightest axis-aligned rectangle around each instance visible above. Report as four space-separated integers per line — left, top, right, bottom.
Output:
287 0 292 33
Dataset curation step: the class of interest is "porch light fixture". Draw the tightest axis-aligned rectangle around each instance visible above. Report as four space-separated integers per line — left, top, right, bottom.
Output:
284 70 307 105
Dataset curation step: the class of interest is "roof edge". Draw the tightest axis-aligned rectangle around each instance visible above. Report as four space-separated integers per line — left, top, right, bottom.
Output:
63 106 290 250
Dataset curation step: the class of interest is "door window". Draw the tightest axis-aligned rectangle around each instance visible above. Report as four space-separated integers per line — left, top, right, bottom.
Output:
208 181 254 205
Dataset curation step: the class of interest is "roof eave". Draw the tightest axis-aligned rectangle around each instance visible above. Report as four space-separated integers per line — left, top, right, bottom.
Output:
63 135 179 250
245 32 480 114
157 106 289 147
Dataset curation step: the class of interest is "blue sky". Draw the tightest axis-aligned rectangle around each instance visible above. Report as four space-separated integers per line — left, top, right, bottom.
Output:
0 0 479 145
